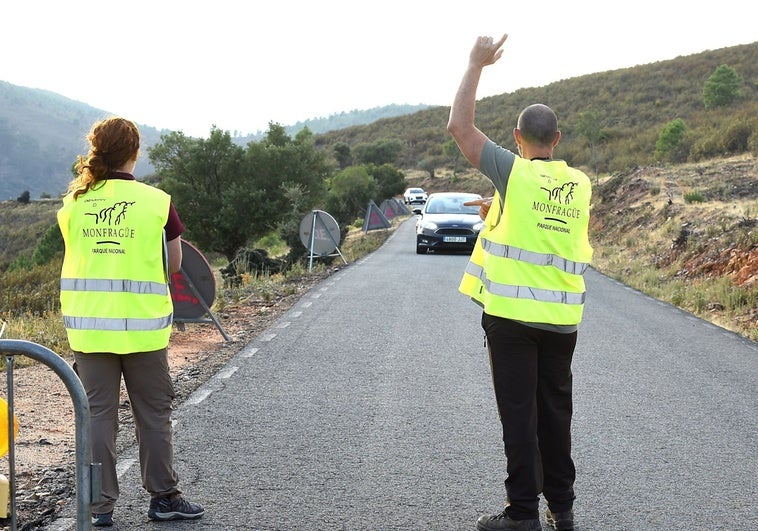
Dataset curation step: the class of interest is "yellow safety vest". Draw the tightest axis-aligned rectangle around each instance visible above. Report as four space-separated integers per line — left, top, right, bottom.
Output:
57 179 173 353
459 157 593 325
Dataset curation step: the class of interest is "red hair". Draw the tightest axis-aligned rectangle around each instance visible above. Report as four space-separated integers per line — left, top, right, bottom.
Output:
68 117 140 199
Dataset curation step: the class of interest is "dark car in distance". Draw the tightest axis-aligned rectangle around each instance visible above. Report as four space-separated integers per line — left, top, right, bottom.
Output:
415 192 483 254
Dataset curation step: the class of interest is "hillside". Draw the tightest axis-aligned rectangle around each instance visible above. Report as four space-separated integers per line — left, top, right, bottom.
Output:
316 41 758 174
234 103 431 144
0 81 167 200
0 81 427 200
0 199 60 271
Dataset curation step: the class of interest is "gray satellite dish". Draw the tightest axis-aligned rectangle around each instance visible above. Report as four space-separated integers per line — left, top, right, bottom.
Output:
299 210 340 256
170 239 229 340
298 210 347 271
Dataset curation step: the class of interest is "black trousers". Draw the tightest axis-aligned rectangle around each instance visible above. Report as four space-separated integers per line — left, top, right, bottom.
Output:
481 312 577 519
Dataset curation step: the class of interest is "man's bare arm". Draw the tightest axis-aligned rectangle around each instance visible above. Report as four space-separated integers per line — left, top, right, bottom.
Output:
447 34 508 169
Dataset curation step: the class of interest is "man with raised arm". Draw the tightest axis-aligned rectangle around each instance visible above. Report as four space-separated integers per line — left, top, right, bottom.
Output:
447 34 593 531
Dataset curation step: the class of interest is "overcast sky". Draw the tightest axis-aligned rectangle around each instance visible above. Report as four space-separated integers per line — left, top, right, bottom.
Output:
3 0 755 138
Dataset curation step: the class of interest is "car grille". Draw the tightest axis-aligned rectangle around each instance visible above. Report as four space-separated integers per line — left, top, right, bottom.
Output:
436 228 475 236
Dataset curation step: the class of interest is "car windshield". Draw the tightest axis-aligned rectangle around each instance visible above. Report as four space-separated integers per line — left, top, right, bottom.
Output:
425 196 480 215
408 188 424 193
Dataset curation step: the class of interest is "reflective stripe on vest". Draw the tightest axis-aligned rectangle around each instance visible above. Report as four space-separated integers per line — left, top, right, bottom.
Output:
60 278 169 296
480 239 590 276
63 314 173 332
464 261 585 305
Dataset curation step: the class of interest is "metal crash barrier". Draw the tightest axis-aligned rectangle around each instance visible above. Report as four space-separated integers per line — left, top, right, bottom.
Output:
0 336 100 531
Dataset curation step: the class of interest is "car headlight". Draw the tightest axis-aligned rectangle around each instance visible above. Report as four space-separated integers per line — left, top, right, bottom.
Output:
473 221 484 232
420 221 438 231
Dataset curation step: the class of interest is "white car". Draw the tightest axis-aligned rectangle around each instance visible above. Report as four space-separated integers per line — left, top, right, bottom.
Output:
403 187 428 204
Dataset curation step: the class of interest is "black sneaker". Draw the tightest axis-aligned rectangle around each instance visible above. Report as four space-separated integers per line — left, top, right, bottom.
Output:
147 496 205 521
546 508 574 530
476 509 541 531
92 511 114 527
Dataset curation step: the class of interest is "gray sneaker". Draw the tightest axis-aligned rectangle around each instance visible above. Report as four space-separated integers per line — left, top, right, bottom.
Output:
92 511 114 527
476 510 541 531
147 495 205 521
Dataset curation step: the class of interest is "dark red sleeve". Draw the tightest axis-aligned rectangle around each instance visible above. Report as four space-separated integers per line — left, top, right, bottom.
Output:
165 202 185 241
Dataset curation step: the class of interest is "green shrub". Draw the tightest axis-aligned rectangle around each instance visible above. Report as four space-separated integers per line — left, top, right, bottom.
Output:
703 65 742 108
32 223 64 266
689 131 722 161
670 287 685 307
720 119 753 154
684 191 706 203
692 289 707 313
655 118 686 160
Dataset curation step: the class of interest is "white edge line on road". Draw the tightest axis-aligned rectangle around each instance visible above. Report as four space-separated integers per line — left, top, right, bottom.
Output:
241 347 259 358
216 366 238 379
185 388 213 405
45 517 75 530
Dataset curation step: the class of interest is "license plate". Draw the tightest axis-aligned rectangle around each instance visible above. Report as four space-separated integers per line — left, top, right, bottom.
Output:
443 236 466 243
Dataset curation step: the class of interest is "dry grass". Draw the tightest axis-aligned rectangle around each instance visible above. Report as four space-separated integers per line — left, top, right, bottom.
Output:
588 155 757 341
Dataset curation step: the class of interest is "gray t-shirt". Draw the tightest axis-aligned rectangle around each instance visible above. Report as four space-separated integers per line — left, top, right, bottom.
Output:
479 140 515 198
476 140 578 334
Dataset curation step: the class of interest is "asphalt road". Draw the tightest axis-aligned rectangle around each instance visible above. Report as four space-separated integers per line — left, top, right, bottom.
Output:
49 218 757 530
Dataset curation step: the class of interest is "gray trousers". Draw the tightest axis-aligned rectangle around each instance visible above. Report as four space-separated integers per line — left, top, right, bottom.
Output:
74 348 181 513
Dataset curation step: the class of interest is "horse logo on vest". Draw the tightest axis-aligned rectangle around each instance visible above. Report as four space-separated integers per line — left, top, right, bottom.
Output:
541 182 577 205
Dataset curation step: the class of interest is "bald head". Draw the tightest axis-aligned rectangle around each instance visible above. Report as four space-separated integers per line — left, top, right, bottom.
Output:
517 104 559 148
